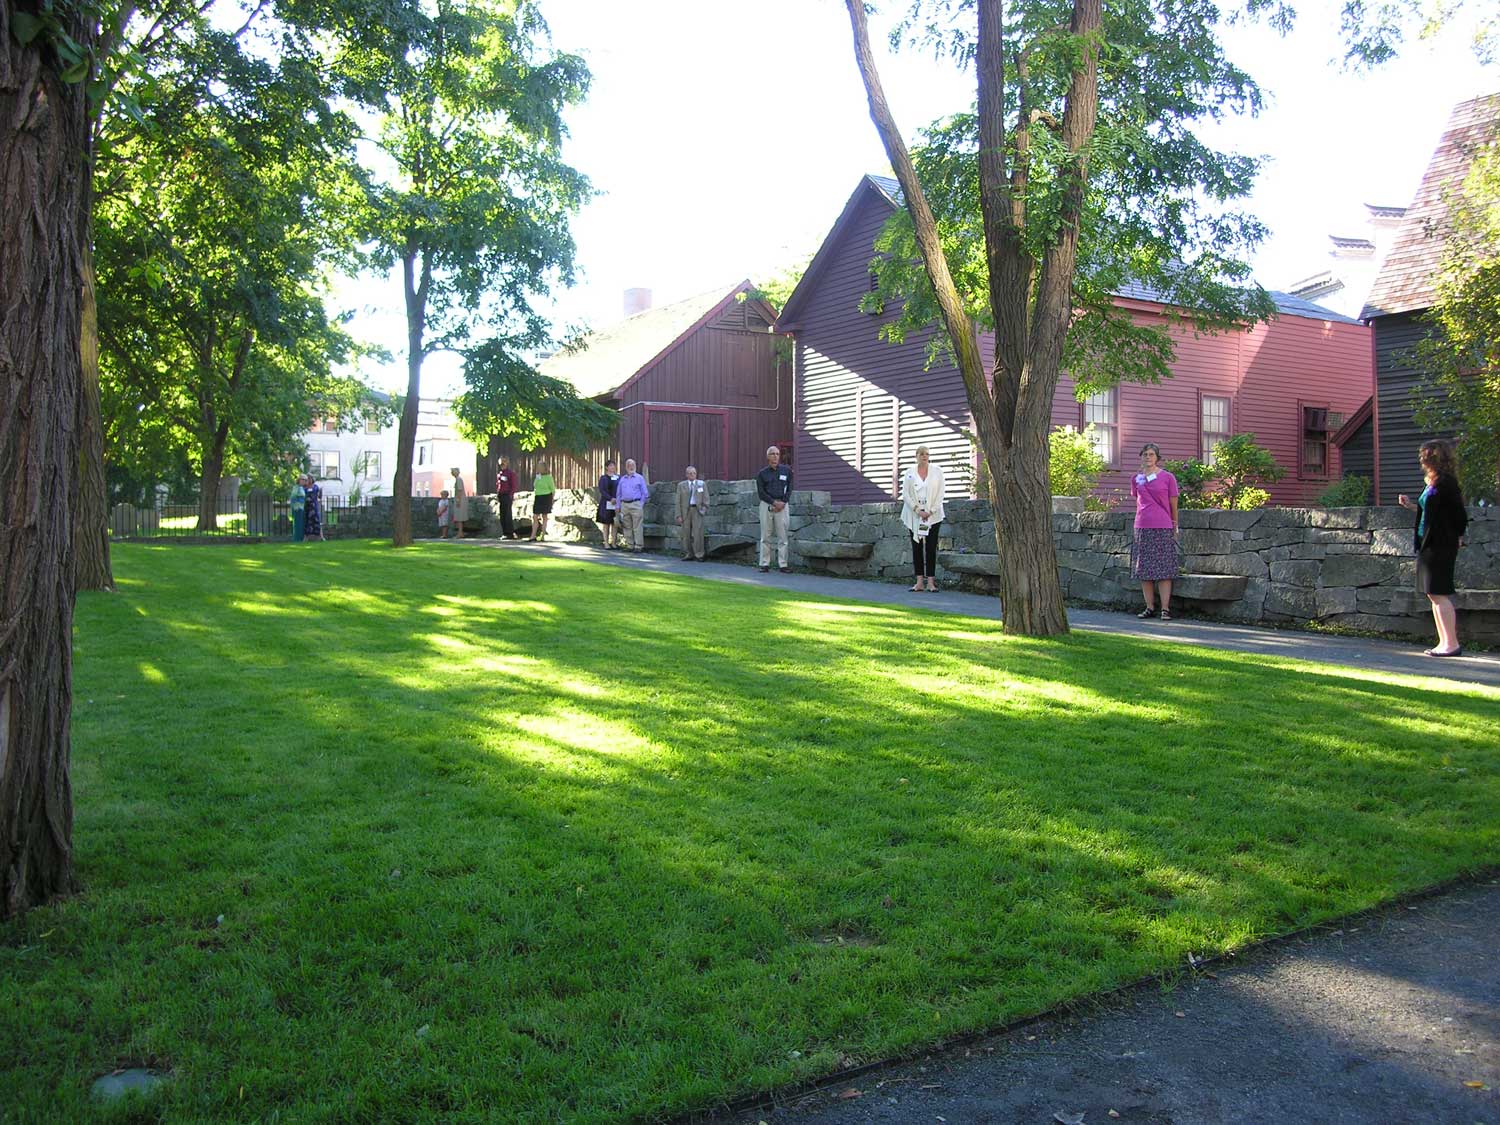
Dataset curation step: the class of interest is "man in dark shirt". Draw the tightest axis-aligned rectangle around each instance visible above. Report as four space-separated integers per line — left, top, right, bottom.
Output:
756 445 792 573
495 458 517 539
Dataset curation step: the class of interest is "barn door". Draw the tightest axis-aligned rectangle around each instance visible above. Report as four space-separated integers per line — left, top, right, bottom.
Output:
647 410 725 481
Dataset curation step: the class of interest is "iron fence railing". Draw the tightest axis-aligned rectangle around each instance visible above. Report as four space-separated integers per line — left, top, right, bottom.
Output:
107 496 372 539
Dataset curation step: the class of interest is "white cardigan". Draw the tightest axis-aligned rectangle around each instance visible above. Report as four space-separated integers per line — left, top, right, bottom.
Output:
900 464 946 535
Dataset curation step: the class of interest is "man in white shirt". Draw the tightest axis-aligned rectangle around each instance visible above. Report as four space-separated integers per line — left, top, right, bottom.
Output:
676 466 710 561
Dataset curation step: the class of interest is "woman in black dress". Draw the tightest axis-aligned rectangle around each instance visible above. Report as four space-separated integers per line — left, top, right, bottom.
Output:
1398 439 1468 657
595 459 620 549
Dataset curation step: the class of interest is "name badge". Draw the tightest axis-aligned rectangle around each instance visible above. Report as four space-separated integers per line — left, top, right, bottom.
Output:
779 473 787 481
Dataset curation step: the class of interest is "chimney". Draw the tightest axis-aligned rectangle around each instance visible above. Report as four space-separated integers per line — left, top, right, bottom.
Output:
623 287 652 317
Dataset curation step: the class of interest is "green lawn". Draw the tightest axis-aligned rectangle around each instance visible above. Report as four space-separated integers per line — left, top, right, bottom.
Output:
4 541 1497 1122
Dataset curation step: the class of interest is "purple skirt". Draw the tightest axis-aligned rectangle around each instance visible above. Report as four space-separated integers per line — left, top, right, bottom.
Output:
1131 527 1180 581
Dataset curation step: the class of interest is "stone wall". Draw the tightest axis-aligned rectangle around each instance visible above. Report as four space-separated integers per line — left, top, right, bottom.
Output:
305 484 1500 641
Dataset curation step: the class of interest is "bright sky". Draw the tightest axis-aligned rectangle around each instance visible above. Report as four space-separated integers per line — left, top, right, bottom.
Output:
333 0 1496 396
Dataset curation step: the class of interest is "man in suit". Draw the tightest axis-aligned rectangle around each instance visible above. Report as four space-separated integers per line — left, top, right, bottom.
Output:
676 466 709 561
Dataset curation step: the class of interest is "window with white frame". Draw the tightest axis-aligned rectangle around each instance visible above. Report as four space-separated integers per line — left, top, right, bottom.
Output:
1080 387 1118 467
307 450 341 480
358 451 382 480
1201 395 1231 466
365 417 380 434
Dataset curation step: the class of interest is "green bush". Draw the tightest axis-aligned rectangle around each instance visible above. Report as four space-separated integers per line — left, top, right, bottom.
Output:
1050 425 1107 498
1162 457 1216 508
1163 435 1282 511
1317 475 1372 507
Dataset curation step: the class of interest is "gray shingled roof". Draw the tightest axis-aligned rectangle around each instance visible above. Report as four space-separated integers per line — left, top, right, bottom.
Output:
859 175 1357 324
1362 94 1500 320
539 283 751 400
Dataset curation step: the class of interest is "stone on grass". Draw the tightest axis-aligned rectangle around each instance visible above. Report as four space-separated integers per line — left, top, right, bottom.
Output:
92 1069 170 1102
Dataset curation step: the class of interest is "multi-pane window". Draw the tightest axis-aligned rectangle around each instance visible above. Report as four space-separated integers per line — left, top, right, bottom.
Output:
1201 395 1231 466
364 417 380 435
359 451 382 480
307 450 341 480
1300 404 1330 478
1081 387 1118 467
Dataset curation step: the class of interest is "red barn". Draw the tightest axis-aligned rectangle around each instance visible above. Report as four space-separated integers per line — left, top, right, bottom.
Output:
481 281 791 490
777 176 1374 506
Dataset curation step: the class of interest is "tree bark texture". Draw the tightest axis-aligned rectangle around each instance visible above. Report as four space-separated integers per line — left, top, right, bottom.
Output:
76 236 113 589
1 7 91 918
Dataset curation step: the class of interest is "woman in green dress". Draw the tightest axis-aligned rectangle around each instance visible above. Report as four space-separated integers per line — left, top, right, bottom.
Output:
290 476 307 542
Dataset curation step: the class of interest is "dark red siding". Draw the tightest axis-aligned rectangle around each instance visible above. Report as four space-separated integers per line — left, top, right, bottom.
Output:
482 294 791 489
790 183 1373 507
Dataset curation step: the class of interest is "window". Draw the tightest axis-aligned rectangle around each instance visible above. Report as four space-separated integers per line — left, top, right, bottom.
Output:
417 443 428 466
1201 394 1231 466
358 451 382 481
364 417 380 435
307 450 341 480
1299 403 1330 479
1080 387 1118 467
308 416 341 434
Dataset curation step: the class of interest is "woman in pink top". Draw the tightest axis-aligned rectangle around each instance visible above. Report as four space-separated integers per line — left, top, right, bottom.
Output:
1130 443 1180 620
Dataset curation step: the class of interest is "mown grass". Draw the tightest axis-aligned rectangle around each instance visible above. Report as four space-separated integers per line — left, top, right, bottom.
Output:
4 541 1497 1122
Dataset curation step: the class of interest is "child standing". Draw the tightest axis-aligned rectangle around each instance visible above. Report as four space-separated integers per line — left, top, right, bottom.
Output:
437 490 452 538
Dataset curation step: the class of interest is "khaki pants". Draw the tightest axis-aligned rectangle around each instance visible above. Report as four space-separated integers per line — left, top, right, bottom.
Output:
759 501 789 568
618 500 644 549
682 507 706 558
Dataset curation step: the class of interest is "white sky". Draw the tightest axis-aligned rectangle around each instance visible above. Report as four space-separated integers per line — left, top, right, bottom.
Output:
332 0 1497 396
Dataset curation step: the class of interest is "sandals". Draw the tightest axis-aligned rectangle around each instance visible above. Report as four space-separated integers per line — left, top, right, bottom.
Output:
1160 610 1173 622
1424 647 1463 658
1137 607 1157 619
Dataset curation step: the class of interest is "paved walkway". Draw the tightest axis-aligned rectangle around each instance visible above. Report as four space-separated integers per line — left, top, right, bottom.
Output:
471 539 1500 689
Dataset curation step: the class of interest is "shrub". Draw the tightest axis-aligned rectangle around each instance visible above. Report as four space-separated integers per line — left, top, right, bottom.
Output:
1050 425 1107 498
1317 475 1372 507
1163 435 1282 510
1162 457 1216 509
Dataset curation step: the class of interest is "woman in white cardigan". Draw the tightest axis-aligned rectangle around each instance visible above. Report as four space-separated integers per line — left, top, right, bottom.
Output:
900 446 946 592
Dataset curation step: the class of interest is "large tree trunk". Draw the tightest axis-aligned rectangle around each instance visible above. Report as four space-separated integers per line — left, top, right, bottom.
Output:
391 246 430 547
77 237 113 589
1 9 91 918
989 426 1069 634
196 429 229 532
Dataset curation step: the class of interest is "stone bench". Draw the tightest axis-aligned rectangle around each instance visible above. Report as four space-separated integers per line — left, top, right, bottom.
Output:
794 540 873 560
938 551 999 576
1173 573 1249 602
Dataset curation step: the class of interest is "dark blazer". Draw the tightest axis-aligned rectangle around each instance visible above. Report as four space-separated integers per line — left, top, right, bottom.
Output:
1413 474 1468 556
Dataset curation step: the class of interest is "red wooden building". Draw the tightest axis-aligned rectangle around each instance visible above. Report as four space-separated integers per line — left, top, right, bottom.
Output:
480 281 791 490
777 176 1374 506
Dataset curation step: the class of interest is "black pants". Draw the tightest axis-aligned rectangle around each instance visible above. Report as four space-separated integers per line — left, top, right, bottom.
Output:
911 521 941 577
498 493 514 537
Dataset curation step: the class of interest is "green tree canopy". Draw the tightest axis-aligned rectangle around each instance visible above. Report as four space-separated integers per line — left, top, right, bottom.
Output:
94 4 387 520
339 0 592 544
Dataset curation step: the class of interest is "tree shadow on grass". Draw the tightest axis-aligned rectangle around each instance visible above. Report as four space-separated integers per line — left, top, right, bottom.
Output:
13 541 1497 1122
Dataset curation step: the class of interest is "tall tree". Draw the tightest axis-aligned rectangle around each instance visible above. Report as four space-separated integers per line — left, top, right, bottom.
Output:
1 0 93 917
95 19 372 528
346 0 591 546
844 0 1273 635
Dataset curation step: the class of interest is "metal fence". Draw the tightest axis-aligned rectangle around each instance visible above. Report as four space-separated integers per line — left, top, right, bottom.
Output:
107 496 373 539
